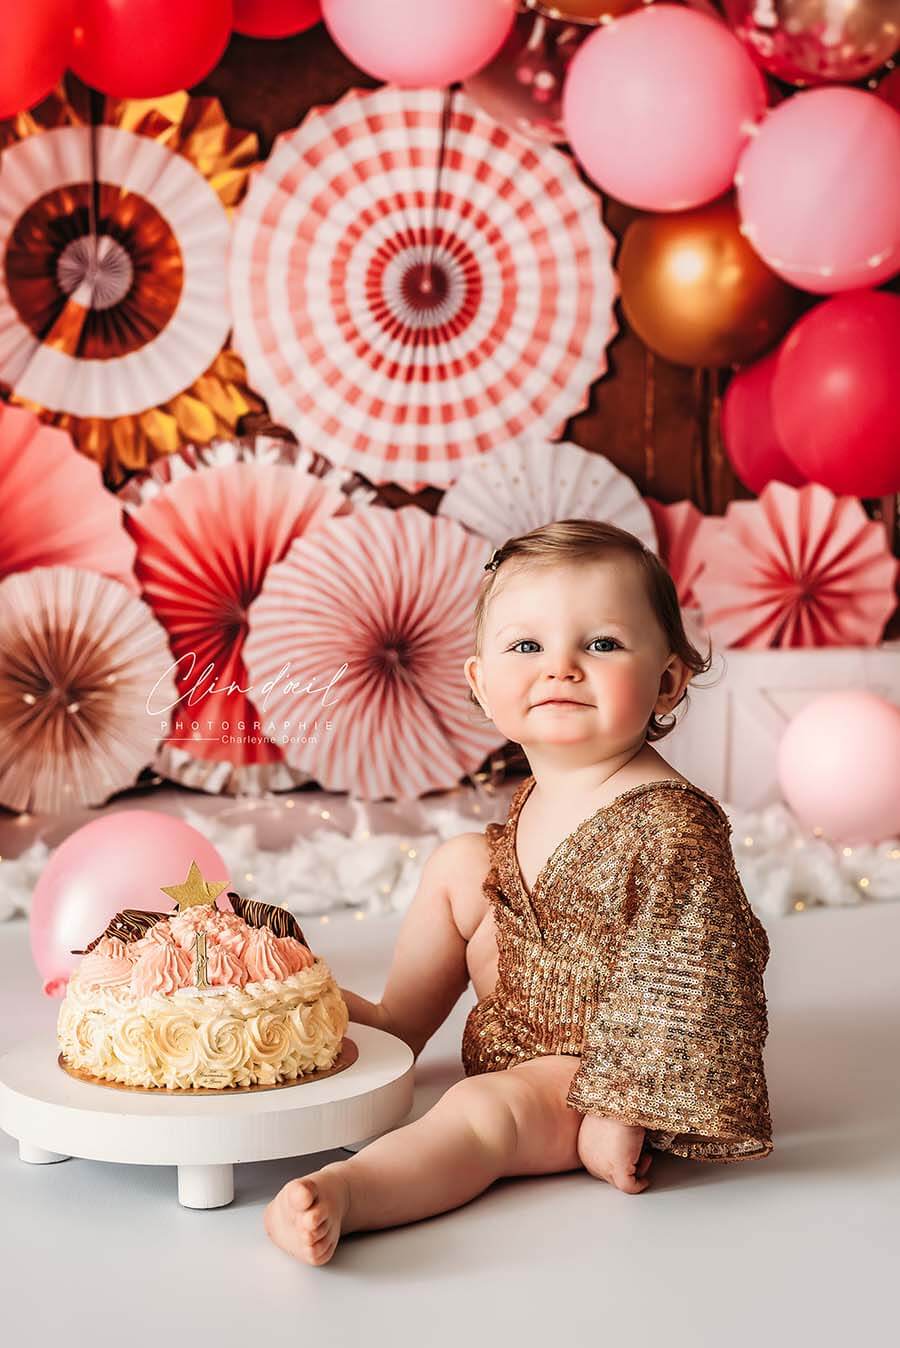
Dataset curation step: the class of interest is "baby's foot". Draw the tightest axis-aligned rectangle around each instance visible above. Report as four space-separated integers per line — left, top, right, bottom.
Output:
265 1165 351 1266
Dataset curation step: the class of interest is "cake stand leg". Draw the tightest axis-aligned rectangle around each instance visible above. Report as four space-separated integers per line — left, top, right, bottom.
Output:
177 1163 234 1209
18 1141 70 1164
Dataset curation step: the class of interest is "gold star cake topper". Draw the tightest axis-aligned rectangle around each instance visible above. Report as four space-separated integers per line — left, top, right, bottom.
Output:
161 860 228 913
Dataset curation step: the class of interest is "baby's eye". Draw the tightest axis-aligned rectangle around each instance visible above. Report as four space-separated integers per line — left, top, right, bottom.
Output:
508 637 621 654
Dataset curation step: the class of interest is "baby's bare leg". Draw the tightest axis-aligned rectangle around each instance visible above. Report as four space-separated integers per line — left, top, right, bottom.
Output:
340 834 489 1058
264 1055 583 1265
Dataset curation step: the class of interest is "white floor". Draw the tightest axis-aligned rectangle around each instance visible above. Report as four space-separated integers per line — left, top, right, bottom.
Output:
0 900 897 1347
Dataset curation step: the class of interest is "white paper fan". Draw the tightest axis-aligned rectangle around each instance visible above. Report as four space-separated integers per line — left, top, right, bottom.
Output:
438 437 658 550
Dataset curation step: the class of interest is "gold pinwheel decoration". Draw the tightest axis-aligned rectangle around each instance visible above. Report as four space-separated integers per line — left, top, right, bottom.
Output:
0 86 265 484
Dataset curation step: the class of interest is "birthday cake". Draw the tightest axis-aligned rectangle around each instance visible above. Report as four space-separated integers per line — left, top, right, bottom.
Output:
57 863 349 1091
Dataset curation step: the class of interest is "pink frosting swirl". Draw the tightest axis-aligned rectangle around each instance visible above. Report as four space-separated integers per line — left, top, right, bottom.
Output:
170 908 249 961
130 919 173 957
79 936 135 988
275 936 314 975
244 925 294 983
206 941 248 988
84 904 314 995
130 940 193 998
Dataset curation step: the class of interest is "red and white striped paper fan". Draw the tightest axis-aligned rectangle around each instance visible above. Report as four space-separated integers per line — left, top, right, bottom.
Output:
229 86 617 490
243 506 505 800
122 442 352 795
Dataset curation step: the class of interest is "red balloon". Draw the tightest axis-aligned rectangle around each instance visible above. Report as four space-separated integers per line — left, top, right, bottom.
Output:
722 349 806 495
0 1 74 118
772 290 900 498
233 0 321 37
874 65 900 113
71 0 233 98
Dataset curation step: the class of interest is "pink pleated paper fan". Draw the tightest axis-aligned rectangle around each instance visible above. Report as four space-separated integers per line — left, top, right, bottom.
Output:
0 566 176 813
243 506 506 800
692 482 899 648
645 497 714 610
229 86 617 490
122 442 352 794
0 404 135 586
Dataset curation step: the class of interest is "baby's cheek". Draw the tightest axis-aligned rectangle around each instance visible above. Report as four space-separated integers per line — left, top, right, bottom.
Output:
596 668 652 730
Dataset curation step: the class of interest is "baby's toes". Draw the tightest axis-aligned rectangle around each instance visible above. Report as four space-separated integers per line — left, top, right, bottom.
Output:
307 1223 339 1265
287 1177 319 1216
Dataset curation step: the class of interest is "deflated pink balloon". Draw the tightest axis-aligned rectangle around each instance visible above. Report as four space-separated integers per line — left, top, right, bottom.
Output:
736 88 900 293
772 290 900 498
321 0 516 85
721 350 806 495
562 5 766 210
30 811 228 997
777 692 900 844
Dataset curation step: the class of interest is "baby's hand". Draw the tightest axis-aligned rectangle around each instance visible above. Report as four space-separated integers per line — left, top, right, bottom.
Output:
577 1113 653 1194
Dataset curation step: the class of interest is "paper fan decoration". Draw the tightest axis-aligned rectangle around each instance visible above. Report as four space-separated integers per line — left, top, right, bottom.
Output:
692 482 900 649
0 90 264 483
0 404 135 586
645 497 713 610
439 437 657 550
0 566 176 813
229 86 618 490
243 507 506 800
123 443 352 795
118 433 378 512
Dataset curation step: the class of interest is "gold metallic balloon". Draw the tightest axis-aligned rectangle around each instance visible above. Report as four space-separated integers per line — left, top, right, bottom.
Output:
524 0 647 23
723 0 900 85
618 196 801 368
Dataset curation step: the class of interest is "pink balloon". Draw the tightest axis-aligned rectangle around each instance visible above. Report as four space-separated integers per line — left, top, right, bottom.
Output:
321 0 516 86
777 691 900 844
721 349 806 495
736 88 900 293
772 290 900 498
30 811 228 997
562 5 766 211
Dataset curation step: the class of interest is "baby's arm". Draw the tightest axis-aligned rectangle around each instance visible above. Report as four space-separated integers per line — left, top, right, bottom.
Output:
340 833 490 1059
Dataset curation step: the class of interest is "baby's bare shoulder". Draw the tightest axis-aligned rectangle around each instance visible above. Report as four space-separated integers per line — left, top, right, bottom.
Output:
425 832 493 936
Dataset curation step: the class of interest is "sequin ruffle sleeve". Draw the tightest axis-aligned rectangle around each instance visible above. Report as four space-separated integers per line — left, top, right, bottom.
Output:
564 793 774 1163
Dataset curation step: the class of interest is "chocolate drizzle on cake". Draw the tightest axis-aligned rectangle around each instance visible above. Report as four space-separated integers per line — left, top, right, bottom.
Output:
72 909 165 955
72 893 308 955
226 893 308 948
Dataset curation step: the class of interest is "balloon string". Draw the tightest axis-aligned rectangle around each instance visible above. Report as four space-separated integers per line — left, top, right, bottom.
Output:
642 347 655 484
424 86 455 290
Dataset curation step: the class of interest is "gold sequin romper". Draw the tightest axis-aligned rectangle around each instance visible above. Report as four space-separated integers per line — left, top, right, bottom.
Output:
461 775 773 1163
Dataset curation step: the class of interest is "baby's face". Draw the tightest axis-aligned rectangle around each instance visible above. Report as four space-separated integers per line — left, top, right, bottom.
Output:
465 556 684 755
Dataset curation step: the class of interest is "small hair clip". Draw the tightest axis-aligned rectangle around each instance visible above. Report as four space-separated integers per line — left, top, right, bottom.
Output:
484 548 503 572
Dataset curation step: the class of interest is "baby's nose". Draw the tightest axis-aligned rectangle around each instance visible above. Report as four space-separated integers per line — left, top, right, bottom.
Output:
545 655 581 678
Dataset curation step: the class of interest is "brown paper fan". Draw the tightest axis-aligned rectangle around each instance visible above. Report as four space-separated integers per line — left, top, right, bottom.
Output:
0 89 264 484
0 566 176 812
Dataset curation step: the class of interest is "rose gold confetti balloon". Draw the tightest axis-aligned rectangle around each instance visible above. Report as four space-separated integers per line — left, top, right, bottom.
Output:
723 0 900 85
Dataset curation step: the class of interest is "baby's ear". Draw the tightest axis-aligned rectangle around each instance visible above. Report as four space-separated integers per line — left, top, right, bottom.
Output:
463 655 489 716
657 653 692 711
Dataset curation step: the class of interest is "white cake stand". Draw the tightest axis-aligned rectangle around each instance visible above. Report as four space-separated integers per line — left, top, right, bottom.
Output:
0 1025 414 1209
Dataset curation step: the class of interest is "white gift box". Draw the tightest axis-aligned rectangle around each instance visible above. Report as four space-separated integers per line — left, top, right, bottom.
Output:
665 640 900 811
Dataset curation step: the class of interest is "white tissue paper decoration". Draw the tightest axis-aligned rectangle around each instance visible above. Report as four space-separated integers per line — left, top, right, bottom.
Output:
2 797 898 923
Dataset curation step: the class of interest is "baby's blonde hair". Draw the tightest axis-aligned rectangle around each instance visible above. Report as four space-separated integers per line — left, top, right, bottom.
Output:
471 518 712 742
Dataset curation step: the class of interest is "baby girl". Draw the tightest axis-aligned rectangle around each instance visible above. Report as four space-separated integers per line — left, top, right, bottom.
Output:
265 518 773 1265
